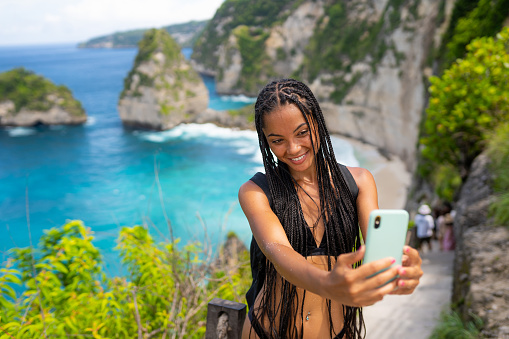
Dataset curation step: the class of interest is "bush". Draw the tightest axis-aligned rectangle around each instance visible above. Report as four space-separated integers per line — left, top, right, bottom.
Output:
0 221 251 338
421 26 509 182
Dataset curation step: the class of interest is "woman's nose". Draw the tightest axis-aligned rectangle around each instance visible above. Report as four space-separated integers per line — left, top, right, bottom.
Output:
287 139 301 155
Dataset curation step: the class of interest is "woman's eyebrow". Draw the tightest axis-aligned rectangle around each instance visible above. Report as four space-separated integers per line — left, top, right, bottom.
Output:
266 123 308 138
293 123 307 132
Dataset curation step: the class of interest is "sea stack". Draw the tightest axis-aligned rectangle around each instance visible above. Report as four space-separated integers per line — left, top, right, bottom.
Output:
118 29 209 130
0 68 87 127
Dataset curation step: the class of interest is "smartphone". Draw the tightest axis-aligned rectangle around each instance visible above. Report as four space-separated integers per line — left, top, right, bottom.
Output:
363 209 409 281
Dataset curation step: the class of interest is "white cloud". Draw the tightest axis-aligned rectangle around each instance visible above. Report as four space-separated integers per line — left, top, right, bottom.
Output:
0 0 224 46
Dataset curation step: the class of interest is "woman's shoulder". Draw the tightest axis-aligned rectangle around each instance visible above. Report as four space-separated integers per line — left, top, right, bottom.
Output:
345 166 374 184
344 166 377 195
239 173 270 205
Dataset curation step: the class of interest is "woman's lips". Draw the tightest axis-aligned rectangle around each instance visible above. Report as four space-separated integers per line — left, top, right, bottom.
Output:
289 151 308 164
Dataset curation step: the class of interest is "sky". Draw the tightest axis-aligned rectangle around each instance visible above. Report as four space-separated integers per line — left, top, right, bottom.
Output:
0 0 225 46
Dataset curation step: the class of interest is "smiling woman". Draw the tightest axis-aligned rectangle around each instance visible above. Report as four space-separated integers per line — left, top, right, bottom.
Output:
238 79 423 339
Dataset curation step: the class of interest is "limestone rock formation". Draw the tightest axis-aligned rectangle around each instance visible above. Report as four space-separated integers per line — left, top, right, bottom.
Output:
118 29 208 130
192 0 456 169
0 68 86 127
452 153 509 338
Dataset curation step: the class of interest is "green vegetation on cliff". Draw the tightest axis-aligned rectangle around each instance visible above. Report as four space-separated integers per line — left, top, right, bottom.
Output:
192 0 297 70
301 0 416 103
78 20 208 49
0 221 250 338
419 26 509 201
233 25 274 93
0 68 84 116
437 0 509 72
192 0 300 93
120 29 201 99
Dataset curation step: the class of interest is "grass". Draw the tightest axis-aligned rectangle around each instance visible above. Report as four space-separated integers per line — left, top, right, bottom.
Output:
429 308 483 339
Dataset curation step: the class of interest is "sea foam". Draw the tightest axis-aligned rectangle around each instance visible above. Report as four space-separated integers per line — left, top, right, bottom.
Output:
219 94 257 103
7 127 37 137
134 123 359 168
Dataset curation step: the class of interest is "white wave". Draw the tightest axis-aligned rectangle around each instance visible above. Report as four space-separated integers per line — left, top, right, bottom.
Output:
219 94 257 103
85 116 97 126
7 127 36 137
133 128 184 143
134 123 259 143
330 136 360 167
133 124 361 169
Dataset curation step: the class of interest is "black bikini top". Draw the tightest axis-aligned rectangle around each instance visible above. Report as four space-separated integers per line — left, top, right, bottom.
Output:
245 163 359 309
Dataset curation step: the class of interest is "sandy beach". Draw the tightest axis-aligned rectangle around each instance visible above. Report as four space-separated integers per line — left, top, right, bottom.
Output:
335 135 412 210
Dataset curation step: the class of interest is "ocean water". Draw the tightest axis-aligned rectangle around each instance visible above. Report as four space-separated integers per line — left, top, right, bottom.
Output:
0 44 359 275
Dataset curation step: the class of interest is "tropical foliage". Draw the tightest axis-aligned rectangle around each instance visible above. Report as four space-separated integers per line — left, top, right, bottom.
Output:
0 220 250 338
0 68 84 116
419 26 509 199
438 0 509 72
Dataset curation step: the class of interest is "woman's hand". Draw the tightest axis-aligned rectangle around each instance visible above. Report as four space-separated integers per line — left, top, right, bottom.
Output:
324 246 400 307
390 246 423 295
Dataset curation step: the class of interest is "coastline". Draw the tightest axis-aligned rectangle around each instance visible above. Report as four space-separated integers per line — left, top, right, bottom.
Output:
333 135 411 210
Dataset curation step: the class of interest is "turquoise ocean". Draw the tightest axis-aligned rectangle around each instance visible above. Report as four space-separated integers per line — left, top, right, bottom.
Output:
0 44 360 275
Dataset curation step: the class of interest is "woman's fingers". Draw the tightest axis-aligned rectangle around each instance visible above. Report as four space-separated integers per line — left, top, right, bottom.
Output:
389 246 423 295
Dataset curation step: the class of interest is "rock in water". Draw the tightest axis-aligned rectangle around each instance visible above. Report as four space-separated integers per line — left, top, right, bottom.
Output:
0 68 87 127
118 29 209 130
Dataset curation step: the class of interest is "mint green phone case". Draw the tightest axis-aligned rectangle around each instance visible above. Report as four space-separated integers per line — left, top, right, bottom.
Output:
363 209 409 277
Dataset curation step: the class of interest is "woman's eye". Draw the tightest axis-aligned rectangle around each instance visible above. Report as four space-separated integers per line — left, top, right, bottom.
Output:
271 139 282 144
298 130 309 136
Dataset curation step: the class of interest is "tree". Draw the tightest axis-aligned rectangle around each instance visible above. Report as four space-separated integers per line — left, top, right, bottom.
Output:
421 26 509 181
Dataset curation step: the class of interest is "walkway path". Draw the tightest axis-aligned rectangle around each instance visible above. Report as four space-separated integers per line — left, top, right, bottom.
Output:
363 241 454 339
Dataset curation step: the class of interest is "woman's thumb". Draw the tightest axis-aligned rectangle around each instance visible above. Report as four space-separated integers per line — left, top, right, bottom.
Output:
340 245 365 266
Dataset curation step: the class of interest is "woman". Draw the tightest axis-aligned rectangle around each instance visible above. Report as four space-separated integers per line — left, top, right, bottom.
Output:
238 79 423 339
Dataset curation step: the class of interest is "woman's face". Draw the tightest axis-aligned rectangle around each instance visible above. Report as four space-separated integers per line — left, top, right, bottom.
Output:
262 103 319 175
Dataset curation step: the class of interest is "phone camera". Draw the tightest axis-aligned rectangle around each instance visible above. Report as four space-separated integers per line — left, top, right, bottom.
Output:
374 216 381 229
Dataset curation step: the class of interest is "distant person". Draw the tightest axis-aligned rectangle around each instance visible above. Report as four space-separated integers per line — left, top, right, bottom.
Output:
442 213 455 251
239 79 423 339
415 204 434 252
436 204 452 251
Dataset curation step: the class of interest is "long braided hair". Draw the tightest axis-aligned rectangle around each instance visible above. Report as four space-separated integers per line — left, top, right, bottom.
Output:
252 79 364 338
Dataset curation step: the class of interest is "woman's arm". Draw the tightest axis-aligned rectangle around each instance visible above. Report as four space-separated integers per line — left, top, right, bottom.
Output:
348 166 423 295
239 179 400 307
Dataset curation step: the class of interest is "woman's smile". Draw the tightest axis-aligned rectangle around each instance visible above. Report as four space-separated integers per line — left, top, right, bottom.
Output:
289 151 308 164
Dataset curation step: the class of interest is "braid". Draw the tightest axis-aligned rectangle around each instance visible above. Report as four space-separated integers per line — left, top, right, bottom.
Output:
252 79 365 339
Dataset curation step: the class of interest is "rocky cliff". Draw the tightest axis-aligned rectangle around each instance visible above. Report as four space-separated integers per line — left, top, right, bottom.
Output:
192 0 456 169
118 29 208 130
452 153 509 338
0 68 86 127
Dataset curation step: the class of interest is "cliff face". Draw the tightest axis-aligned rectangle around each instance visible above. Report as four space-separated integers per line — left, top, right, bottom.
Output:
0 68 86 127
118 29 208 130
192 0 454 169
452 153 509 338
